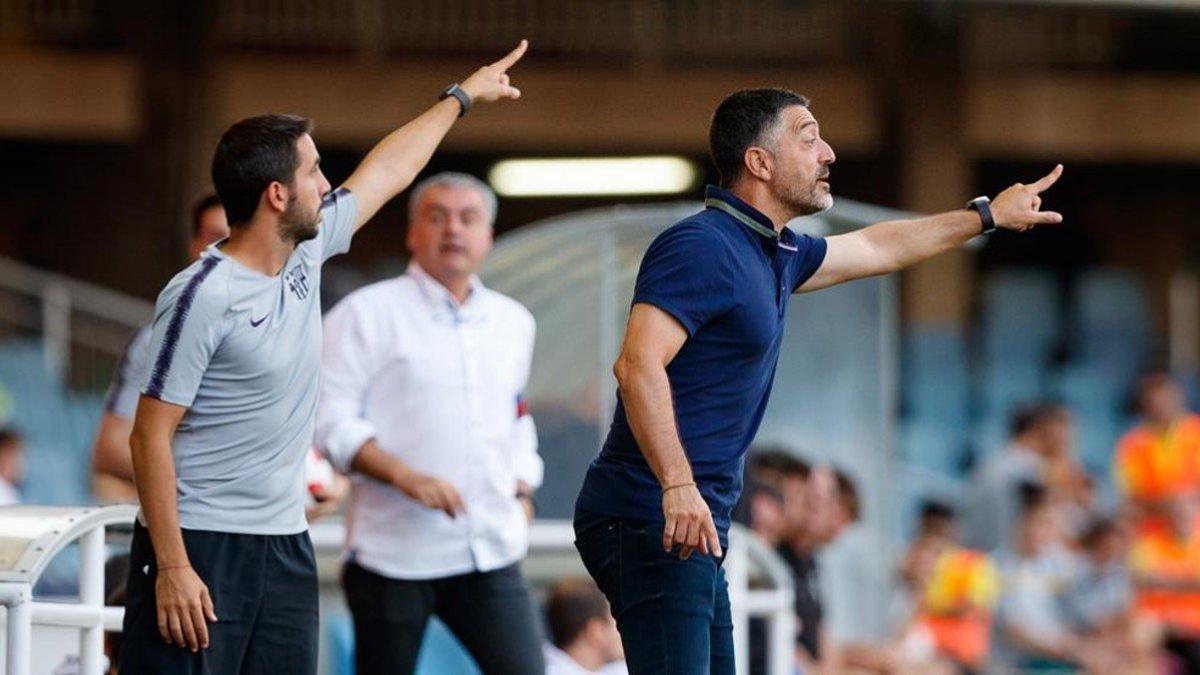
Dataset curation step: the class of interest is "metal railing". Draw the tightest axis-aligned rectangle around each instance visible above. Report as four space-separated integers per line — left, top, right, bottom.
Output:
1 512 798 675
0 256 152 391
0 505 136 675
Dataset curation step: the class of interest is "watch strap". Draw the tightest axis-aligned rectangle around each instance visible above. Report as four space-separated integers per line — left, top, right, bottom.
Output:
439 83 471 117
967 196 996 234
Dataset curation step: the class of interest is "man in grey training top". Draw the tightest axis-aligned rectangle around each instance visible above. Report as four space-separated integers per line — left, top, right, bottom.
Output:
121 41 528 675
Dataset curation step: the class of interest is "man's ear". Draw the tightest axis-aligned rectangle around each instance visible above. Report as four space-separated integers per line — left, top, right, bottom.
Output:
264 181 289 214
583 617 605 644
744 146 773 182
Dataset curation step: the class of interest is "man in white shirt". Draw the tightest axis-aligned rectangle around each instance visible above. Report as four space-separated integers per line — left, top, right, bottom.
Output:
317 172 544 675
0 427 25 505
544 579 629 675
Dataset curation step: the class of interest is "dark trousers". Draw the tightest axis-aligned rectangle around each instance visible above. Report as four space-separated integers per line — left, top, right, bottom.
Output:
119 523 319 675
574 510 735 675
341 560 545 675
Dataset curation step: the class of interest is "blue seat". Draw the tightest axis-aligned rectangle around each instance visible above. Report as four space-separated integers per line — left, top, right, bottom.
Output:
979 270 1061 365
1071 269 1152 376
0 339 102 505
1048 365 1123 418
903 327 970 429
900 422 964 476
324 613 482 675
975 362 1043 420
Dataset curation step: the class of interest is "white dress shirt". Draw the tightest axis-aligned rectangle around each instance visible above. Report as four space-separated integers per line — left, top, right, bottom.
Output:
316 262 542 580
0 475 20 506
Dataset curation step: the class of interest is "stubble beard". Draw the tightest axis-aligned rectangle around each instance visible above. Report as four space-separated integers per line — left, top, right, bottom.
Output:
279 194 321 246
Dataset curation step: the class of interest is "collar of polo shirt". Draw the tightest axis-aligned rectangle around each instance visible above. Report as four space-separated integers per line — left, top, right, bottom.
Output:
702 185 781 241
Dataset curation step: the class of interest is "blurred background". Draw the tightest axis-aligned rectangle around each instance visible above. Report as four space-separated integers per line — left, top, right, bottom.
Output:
3 0 1200 673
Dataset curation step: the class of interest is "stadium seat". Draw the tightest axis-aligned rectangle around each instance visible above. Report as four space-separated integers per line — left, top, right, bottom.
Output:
900 422 966 476
975 362 1044 420
1071 268 1152 377
979 269 1061 365
902 326 970 429
324 613 483 675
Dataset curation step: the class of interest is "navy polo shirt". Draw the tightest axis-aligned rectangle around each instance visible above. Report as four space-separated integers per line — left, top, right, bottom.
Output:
575 185 827 536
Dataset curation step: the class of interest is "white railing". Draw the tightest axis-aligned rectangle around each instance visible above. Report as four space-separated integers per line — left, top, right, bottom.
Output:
312 518 797 675
0 505 137 675
1 514 794 675
0 256 153 384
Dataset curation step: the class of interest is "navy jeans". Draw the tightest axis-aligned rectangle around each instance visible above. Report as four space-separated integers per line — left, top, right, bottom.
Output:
574 510 734 675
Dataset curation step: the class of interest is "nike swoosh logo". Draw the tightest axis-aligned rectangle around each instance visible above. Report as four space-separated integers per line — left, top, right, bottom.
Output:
250 314 270 327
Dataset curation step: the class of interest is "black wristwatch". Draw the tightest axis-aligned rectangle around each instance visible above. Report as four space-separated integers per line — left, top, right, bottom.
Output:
439 83 471 117
967 196 995 235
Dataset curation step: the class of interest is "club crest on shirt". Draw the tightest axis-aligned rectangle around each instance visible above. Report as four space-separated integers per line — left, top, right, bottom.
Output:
286 265 310 300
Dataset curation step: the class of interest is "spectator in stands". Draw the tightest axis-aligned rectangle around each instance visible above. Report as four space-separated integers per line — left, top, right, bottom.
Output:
89 193 229 504
1130 492 1200 672
898 500 999 673
739 447 811 675
822 472 951 674
734 447 810 547
544 578 628 675
994 482 1123 672
0 426 25 505
778 464 863 670
963 402 1075 552
316 172 545 675
1115 368 1200 529
1064 517 1160 674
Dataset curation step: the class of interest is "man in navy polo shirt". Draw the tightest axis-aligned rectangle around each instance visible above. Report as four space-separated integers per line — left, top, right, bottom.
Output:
574 88 1064 673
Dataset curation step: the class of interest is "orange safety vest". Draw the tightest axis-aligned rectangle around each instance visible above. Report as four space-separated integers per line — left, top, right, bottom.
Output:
1115 415 1200 502
917 549 999 667
1130 520 1200 636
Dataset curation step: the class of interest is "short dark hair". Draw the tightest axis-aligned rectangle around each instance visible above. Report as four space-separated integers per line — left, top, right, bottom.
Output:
0 427 23 453
546 579 610 649
834 468 860 522
1017 480 1049 515
1009 402 1068 437
919 498 955 523
211 114 313 226
1080 516 1118 550
190 193 223 237
749 446 811 479
1132 366 1176 415
709 88 809 188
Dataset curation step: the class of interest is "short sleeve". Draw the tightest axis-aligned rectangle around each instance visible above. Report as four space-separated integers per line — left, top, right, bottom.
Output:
103 325 152 419
140 259 229 408
632 223 735 336
789 233 828 291
318 186 357 262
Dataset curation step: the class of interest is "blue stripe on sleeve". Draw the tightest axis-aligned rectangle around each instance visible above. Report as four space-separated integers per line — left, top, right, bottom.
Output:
145 257 221 399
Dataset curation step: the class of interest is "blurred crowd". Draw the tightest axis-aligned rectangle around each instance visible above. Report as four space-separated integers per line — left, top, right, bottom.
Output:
736 369 1200 674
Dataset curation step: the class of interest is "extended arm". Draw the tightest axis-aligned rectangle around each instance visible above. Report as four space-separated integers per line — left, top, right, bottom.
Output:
343 40 527 232
800 164 1064 292
613 303 722 559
